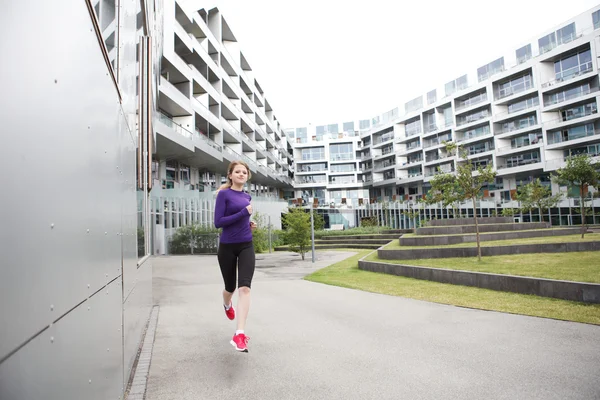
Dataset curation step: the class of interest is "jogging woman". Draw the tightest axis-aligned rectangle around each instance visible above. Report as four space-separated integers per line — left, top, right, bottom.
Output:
214 160 257 352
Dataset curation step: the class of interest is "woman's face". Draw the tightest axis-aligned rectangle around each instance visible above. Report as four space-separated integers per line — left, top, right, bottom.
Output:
229 164 248 186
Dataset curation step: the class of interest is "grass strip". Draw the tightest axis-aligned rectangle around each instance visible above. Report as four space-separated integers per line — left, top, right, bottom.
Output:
305 251 600 325
365 251 600 283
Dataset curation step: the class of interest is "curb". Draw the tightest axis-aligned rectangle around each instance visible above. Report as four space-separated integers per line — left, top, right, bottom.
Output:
125 306 160 400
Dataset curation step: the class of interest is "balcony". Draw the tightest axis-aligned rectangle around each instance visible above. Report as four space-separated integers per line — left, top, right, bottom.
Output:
456 127 491 143
373 133 395 146
541 62 593 89
546 125 599 149
158 112 222 153
496 139 543 155
496 80 533 100
455 93 488 112
330 153 355 162
456 111 490 128
543 86 599 111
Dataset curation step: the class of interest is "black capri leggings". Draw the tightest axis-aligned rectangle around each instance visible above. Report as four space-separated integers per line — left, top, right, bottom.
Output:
217 241 255 293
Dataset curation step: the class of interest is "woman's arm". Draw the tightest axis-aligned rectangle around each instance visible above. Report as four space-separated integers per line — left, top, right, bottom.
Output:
214 191 249 228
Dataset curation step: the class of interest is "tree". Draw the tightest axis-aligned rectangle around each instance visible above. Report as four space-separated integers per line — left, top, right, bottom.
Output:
515 178 562 223
443 142 497 261
425 171 464 218
282 207 311 260
313 212 325 231
553 154 600 238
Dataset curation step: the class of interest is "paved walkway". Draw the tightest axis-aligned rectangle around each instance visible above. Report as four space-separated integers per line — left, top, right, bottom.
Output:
147 251 600 400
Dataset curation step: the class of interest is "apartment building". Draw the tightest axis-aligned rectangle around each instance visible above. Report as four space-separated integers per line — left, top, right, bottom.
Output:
289 5 600 219
155 1 294 196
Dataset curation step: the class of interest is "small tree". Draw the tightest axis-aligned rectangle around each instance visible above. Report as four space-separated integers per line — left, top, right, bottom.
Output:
313 212 325 231
444 142 497 261
282 207 311 260
515 178 562 223
553 154 600 238
169 224 220 254
426 170 464 218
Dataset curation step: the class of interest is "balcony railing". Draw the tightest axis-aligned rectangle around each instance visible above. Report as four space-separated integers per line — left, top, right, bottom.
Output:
457 111 490 127
456 128 491 142
496 80 533 100
496 118 537 134
542 63 593 88
159 112 222 152
545 86 596 107
374 133 395 144
456 93 487 111
405 126 422 137
496 138 543 155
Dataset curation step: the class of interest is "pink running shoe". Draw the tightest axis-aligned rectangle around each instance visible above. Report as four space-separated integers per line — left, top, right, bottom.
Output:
224 304 235 320
230 333 249 352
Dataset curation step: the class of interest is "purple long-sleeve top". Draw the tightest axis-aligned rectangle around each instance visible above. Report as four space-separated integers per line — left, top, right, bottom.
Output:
214 188 252 243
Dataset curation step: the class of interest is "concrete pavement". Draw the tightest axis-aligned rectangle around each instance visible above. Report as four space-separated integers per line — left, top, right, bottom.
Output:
147 251 600 400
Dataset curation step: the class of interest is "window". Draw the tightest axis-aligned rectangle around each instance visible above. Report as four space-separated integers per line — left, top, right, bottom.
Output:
297 162 327 172
330 143 354 161
497 74 532 99
405 120 422 136
507 96 539 114
561 102 597 121
330 163 356 173
343 121 355 133
516 44 532 64
327 124 339 134
445 75 468 97
405 96 423 113
557 23 576 45
545 83 591 106
359 119 370 130
594 10 600 30
477 57 504 82
301 147 325 161
501 115 537 133
424 113 437 133
427 90 437 105
554 49 592 81
538 32 557 54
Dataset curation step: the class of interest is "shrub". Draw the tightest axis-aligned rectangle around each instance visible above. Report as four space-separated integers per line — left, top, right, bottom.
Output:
169 224 220 254
252 212 271 253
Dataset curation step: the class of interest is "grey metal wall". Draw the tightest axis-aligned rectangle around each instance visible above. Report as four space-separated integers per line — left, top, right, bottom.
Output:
0 0 160 398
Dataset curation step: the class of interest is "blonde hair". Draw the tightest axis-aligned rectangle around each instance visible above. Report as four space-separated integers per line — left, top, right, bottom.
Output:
217 160 251 192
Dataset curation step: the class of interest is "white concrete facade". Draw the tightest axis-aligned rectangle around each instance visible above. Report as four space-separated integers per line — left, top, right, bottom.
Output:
287 5 600 209
154 1 294 197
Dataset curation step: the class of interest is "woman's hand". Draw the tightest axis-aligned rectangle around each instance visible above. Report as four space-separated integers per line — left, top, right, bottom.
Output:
250 221 257 231
246 204 253 215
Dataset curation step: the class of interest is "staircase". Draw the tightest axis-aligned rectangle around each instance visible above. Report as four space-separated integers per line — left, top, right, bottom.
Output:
274 229 411 251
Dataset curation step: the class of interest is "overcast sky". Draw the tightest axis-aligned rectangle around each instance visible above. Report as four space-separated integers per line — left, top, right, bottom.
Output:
184 0 600 129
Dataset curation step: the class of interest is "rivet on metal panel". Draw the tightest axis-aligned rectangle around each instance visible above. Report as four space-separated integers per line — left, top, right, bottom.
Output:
88 306 91 311
54 79 57 84
50 223 54 229
105 232 108 235
50 304 54 311
89 379 92 384
87 229 90 233
50 336 54 343
107 348 110 352
87 284 90 288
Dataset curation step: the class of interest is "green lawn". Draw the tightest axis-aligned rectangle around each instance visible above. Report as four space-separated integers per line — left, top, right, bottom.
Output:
365 251 600 283
386 233 600 249
305 251 600 325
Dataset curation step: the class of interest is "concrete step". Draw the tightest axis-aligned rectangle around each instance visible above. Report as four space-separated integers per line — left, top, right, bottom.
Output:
314 239 393 245
400 227 586 246
416 222 551 236
274 243 382 251
320 234 401 240
426 217 514 227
